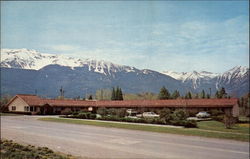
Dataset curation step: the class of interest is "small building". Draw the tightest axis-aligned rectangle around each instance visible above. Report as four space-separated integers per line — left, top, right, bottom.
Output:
6 94 239 117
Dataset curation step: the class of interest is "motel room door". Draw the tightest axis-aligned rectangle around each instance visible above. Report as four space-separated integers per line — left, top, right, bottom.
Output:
40 104 54 115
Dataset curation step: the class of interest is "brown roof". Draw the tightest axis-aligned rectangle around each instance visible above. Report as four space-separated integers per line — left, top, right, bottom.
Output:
6 94 45 106
95 99 238 108
43 99 95 107
7 94 238 108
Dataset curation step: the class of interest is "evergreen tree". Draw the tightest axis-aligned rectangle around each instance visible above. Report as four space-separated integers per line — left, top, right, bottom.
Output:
171 90 180 99
88 95 93 100
111 87 123 100
219 87 227 98
111 87 116 100
59 86 65 99
185 91 192 99
200 90 206 99
115 86 120 100
118 87 123 100
215 91 220 98
158 86 170 100
215 87 227 99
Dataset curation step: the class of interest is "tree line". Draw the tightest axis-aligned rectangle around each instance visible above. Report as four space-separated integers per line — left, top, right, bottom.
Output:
61 85 231 101
158 86 229 100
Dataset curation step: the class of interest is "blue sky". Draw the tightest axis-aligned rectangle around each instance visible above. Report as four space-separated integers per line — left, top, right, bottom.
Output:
1 1 249 73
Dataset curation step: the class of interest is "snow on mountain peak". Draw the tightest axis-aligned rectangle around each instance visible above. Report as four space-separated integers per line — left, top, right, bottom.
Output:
162 70 219 89
162 70 218 81
0 48 136 75
225 66 248 77
216 66 249 86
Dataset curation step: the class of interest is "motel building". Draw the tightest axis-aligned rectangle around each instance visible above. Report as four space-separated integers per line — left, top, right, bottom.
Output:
6 94 239 117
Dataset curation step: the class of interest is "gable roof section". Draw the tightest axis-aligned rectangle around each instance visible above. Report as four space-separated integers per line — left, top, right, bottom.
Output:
6 94 238 108
5 94 43 107
17 94 45 106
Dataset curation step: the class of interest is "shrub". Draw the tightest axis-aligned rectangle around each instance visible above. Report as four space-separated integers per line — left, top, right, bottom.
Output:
212 115 224 121
60 108 72 115
89 113 96 119
115 108 128 118
209 109 224 116
170 119 186 126
158 118 168 125
72 111 79 115
8 111 32 115
159 108 172 122
183 120 197 128
107 108 117 116
171 109 188 121
97 107 108 116
187 111 196 117
224 115 236 129
77 113 87 119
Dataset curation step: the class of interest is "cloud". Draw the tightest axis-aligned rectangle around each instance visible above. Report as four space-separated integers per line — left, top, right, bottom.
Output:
50 45 78 52
46 15 248 73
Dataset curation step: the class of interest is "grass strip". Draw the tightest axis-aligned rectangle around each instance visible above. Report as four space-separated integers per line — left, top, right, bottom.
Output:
197 121 249 134
0 113 22 116
39 117 249 142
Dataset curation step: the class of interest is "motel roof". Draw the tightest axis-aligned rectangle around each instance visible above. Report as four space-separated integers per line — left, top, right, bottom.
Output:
6 94 238 108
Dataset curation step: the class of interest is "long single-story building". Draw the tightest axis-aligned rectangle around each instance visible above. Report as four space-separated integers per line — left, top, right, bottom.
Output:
6 94 239 117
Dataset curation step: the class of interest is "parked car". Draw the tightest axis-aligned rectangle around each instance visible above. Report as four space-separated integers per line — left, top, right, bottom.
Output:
196 112 210 118
126 109 137 116
142 112 160 118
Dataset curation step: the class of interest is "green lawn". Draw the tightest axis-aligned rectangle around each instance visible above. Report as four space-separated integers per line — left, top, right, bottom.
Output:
0 112 22 116
39 117 249 142
198 121 249 134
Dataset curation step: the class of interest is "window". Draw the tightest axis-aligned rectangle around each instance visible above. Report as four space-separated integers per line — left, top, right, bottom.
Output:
24 106 29 112
12 106 16 111
30 106 33 112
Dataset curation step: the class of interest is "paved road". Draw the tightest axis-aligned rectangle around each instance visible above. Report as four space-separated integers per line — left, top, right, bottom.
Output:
1 116 249 159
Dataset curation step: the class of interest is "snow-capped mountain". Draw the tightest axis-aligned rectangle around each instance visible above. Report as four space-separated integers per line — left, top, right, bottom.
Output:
163 66 249 96
217 66 249 87
215 66 249 96
1 48 137 76
163 70 219 89
0 48 183 97
0 48 248 97
162 70 218 81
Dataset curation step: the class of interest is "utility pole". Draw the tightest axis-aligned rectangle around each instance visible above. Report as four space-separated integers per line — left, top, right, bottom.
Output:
60 86 65 99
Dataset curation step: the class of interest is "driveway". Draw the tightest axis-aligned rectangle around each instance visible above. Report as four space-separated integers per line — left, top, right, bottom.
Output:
1 116 249 159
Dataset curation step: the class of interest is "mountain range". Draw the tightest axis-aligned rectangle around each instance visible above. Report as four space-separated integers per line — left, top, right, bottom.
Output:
1 49 249 98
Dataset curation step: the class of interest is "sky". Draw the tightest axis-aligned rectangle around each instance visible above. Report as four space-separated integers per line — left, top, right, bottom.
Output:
1 1 249 73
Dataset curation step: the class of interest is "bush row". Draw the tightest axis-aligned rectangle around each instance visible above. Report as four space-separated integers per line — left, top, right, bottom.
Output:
61 111 197 128
8 111 32 115
62 112 96 119
98 115 197 128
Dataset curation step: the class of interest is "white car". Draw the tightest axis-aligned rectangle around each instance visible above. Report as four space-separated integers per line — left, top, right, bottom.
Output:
142 112 160 118
196 112 210 118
